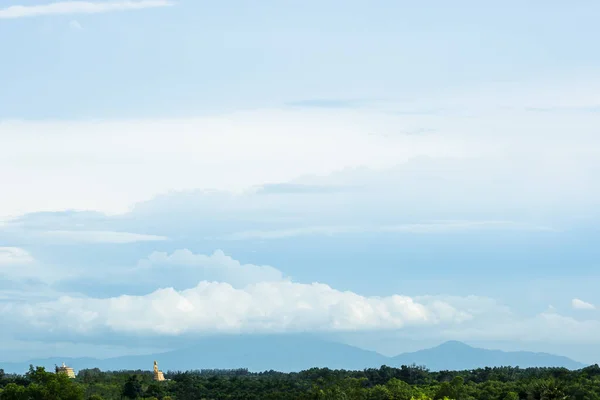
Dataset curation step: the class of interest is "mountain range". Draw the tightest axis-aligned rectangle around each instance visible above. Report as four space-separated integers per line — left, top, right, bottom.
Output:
0 336 586 375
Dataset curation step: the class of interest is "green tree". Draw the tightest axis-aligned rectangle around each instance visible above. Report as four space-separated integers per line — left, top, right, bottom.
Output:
19 366 84 400
435 383 454 400
122 375 143 400
450 376 465 400
410 395 434 400
0 383 28 400
503 392 519 400
369 385 393 400
386 378 414 400
144 382 164 399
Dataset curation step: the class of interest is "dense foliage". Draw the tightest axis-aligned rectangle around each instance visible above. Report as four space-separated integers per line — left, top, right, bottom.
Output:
1 364 600 400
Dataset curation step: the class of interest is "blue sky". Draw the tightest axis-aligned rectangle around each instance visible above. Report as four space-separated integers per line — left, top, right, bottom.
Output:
1 0 600 365
3 0 600 119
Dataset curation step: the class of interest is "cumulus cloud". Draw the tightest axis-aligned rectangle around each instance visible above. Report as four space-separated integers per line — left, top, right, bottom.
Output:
8 273 600 345
572 298 596 310
4 248 283 296
2 246 599 347
133 249 285 288
0 247 34 265
4 281 471 337
0 249 473 339
0 1 173 19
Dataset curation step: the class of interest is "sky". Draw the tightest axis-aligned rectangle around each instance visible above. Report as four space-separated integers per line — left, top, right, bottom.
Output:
1 0 600 365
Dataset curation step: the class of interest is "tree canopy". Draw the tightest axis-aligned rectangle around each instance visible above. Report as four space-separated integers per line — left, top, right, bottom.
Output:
1 364 600 400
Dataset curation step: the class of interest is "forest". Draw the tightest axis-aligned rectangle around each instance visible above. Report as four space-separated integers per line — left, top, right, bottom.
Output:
1 363 600 400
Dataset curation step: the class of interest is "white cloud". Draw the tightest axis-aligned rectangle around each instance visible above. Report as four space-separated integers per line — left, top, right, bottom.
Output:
352 296 600 345
0 250 472 338
441 312 600 344
2 247 599 346
0 247 34 265
5 281 471 337
0 287 66 305
224 221 556 240
1 92 599 220
572 298 596 310
0 1 173 19
132 249 285 288
7 270 600 345
0 108 464 218
38 230 167 243
224 226 356 240
7 283 600 346
68 19 82 29
415 295 513 319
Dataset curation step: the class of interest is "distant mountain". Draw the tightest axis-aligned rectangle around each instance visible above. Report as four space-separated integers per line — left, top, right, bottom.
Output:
392 340 586 371
0 337 585 375
0 335 388 374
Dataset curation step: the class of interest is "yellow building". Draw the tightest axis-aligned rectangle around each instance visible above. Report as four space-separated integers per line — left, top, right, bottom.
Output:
153 361 165 381
56 363 76 379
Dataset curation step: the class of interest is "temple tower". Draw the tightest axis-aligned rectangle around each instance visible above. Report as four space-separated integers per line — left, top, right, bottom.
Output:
153 360 165 381
56 363 76 379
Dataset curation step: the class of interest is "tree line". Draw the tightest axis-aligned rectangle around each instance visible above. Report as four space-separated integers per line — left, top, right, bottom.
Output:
1 363 600 399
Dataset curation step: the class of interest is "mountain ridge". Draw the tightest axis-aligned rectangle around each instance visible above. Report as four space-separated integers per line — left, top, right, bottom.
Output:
0 337 586 374
392 340 584 371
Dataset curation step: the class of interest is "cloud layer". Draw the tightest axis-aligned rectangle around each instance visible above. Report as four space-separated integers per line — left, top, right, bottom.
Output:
1 245 600 362
2 87 599 219
40 230 167 244
5 281 470 338
223 221 556 240
0 249 473 339
0 247 34 265
0 1 173 19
